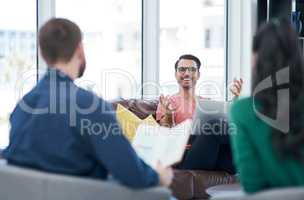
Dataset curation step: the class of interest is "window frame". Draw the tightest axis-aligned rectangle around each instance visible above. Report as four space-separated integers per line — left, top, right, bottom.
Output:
1 0 251 150
37 0 55 79
0 0 40 149
227 0 256 98
143 0 230 100
39 0 231 100
0 0 257 151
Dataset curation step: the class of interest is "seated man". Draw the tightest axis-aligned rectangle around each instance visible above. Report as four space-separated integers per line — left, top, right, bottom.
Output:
156 54 242 127
2 18 172 189
156 54 242 174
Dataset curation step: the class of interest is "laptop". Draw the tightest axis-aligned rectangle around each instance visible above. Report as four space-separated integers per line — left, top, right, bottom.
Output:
191 100 231 136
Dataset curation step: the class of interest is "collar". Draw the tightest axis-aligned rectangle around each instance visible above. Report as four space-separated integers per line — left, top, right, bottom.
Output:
46 68 73 82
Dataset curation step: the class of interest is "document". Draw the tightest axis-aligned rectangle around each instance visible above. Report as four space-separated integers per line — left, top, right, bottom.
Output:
132 119 192 168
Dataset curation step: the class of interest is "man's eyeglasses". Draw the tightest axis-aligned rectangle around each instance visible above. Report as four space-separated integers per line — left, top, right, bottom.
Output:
177 67 197 73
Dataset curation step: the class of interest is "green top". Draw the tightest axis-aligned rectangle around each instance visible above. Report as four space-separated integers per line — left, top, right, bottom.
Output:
229 97 304 194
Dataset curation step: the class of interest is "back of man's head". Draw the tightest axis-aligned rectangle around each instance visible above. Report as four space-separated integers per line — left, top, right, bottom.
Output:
39 18 82 66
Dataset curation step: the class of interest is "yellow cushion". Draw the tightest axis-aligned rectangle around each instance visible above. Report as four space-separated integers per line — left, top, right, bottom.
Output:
116 104 158 142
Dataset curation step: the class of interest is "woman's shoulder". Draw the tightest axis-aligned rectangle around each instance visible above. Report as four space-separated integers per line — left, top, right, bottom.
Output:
231 97 253 110
230 97 256 122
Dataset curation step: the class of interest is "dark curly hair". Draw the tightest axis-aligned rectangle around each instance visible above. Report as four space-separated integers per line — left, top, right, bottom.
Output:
174 54 201 72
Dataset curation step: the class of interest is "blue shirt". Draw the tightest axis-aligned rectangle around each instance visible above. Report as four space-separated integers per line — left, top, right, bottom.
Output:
2 69 159 189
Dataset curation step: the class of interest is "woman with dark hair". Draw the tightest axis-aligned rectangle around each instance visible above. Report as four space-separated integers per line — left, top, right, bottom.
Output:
230 18 304 194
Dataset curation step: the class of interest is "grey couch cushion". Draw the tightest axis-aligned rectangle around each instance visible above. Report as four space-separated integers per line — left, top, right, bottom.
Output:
212 187 304 200
0 161 171 200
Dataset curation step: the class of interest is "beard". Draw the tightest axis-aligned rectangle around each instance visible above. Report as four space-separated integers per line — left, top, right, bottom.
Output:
181 84 195 90
78 59 86 78
178 76 196 89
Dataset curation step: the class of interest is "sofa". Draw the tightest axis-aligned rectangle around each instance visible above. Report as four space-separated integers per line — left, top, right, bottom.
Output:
0 98 236 200
112 98 238 200
213 187 304 200
0 160 171 200
209 184 304 200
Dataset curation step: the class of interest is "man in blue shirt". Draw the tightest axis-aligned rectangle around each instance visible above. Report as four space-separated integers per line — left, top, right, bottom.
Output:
2 18 173 189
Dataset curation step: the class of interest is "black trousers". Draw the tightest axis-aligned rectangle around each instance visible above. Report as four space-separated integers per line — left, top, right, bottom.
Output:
176 119 236 174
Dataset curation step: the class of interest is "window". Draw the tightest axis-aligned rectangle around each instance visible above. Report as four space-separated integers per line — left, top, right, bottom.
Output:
0 0 37 148
0 0 229 148
159 0 226 100
56 0 142 100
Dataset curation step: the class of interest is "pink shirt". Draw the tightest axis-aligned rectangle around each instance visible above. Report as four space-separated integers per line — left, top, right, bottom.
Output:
156 95 203 125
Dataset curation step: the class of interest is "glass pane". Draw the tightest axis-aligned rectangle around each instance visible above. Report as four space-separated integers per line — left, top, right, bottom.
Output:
56 0 142 100
0 0 37 148
160 0 226 100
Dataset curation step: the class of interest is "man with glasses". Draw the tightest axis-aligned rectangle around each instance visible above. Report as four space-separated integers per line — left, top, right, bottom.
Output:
156 54 242 127
156 54 242 173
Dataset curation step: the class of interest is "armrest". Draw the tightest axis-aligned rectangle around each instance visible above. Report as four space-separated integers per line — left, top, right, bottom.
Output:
50 179 172 200
0 164 172 200
212 187 304 200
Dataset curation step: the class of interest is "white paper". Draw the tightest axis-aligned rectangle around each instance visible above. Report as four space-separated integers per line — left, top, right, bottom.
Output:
206 183 245 199
132 119 192 168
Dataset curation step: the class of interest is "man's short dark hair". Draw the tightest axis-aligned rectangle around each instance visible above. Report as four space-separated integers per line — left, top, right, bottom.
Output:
39 18 82 65
174 54 201 71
